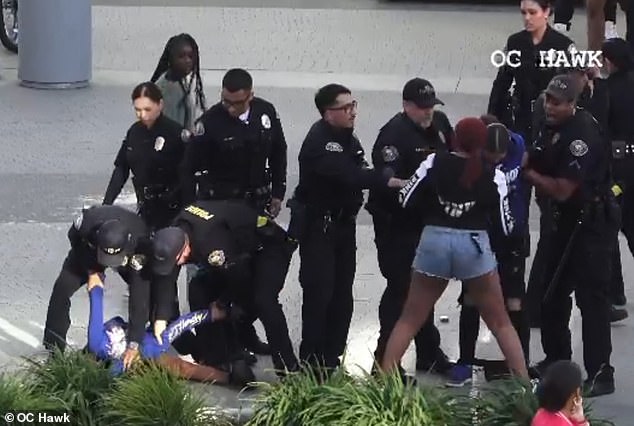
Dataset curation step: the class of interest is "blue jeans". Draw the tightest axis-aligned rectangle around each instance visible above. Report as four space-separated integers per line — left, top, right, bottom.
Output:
412 226 497 281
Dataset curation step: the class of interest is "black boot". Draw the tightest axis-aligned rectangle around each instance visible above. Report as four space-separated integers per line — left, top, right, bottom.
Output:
584 364 615 397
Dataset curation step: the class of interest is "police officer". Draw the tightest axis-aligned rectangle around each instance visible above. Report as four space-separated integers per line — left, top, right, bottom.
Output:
103 82 186 231
150 200 299 376
43 205 152 371
181 68 287 218
365 78 453 374
288 83 406 371
524 75 619 397
488 0 574 141
603 38 634 315
527 65 614 325
180 68 287 354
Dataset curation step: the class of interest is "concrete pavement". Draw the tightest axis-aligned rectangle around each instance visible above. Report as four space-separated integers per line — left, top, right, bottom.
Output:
1 1 632 423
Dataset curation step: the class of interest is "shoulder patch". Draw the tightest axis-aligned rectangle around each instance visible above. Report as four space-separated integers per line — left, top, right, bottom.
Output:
181 129 192 142
261 114 271 129
154 136 165 151
130 254 146 271
569 140 588 157
325 142 343 152
438 131 446 145
208 250 226 266
381 145 399 162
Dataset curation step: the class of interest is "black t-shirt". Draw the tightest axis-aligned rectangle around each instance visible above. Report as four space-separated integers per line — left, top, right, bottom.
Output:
398 152 514 235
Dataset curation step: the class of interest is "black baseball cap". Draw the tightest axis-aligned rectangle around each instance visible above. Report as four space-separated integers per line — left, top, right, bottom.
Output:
544 75 578 102
486 123 510 154
95 220 132 268
402 78 444 108
152 227 187 275
602 38 633 71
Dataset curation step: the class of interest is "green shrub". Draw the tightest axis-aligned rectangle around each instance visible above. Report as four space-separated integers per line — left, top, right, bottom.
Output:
0 372 61 412
26 349 114 425
247 367 469 426
101 361 232 426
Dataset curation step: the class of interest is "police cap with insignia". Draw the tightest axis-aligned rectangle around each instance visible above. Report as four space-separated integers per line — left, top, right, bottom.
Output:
544 75 579 103
152 227 187 275
95 220 132 268
402 78 444 108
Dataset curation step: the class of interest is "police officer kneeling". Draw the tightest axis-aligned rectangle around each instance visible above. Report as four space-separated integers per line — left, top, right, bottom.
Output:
150 200 299 376
43 205 153 370
523 75 619 397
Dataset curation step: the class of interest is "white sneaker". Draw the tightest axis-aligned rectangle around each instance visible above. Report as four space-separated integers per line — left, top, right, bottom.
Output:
605 21 619 39
554 23 568 33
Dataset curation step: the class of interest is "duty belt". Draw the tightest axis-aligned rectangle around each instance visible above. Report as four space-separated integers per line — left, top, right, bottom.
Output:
611 140 634 159
140 185 175 201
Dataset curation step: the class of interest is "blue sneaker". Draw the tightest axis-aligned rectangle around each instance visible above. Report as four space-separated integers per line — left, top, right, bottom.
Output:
445 364 472 387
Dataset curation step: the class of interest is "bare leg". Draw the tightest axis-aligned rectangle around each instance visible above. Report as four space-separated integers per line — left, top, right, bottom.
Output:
588 0 607 50
156 354 230 383
466 271 529 379
380 271 448 372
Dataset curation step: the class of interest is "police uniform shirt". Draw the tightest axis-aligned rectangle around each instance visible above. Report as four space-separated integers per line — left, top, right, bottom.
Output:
488 26 574 123
398 152 515 236
369 110 453 217
172 200 261 270
606 70 634 142
182 98 288 204
532 109 607 209
294 119 387 213
104 114 186 206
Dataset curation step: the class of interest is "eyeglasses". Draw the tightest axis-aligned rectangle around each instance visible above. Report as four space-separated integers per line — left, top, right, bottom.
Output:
328 100 357 113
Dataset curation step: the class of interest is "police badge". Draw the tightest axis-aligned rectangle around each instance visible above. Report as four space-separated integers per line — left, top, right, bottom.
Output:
181 129 192 142
381 145 399 162
154 136 165 151
261 114 271 129
569 140 588 157
130 254 146 271
208 250 226 266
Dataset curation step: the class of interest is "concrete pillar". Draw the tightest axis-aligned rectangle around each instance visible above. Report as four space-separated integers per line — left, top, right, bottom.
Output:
18 0 92 89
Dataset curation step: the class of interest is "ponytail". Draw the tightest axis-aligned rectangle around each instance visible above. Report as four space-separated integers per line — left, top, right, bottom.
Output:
459 150 484 189
454 117 488 189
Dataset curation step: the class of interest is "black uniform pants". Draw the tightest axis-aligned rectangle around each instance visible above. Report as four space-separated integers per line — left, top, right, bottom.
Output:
371 217 442 366
554 0 618 24
540 206 618 377
43 249 151 351
610 184 634 301
527 194 555 325
299 216 356 369
139 203 180 231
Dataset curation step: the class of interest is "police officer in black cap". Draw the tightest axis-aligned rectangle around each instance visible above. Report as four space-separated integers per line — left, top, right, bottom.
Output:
603 38 634 314
103 82 187 231
524 74 619 397
287 83 406 371
43 205 152 370
365 78 454 374
150 200 299 376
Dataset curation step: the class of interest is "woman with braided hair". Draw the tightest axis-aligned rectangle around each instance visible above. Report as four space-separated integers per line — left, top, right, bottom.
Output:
151 33 207 133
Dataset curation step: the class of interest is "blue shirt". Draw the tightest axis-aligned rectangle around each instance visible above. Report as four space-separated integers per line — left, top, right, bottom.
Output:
87 286 212 375
498 131 528 235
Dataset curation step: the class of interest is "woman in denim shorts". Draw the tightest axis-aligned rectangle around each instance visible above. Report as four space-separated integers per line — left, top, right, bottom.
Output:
380 117 528 380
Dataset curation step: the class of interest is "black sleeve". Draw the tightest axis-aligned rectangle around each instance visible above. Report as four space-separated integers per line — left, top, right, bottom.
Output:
588 79 609 134
180 140 200 205
125 272 151 345
302 133 389 190
269 106 288 200
103 140 131 205
153 267 181 321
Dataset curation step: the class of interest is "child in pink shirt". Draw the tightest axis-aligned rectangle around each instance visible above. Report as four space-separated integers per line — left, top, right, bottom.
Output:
532 361 589 426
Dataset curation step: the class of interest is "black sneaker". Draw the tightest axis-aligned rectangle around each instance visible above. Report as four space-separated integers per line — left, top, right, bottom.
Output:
584 365 615 397
416 351 454 376
610 306 628 323
613 294 627 307
529 358 555 379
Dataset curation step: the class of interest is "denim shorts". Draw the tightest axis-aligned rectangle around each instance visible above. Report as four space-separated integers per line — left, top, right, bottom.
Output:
412 225 497 281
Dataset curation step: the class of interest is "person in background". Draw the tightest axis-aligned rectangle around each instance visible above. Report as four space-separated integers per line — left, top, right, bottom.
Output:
150 33 206 133
553 0 621 39
532 360 589 426
85 272 254 386
380 117 528 381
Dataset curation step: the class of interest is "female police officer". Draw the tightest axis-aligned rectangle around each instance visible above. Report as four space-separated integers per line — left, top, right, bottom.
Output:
488 0 574 142
103 81 187 231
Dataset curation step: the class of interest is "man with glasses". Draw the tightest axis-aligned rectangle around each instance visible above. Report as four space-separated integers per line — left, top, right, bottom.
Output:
287 83 406 372
365 78 454 376
180 68 288 358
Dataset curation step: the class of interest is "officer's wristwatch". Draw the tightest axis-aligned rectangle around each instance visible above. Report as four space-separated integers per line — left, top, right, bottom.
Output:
127 341 140 351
